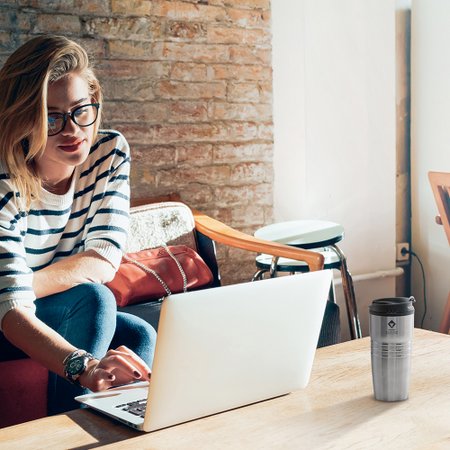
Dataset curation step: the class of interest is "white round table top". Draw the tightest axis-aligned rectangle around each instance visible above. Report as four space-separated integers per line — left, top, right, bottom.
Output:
254 220 344 246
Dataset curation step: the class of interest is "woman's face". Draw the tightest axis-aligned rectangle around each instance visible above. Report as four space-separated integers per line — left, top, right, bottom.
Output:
35 72 96 183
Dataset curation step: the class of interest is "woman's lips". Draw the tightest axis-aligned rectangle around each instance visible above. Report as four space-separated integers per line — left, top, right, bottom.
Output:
58 139 85 152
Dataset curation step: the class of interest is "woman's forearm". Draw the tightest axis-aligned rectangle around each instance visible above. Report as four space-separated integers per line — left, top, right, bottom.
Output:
2 307 77 378
33 250 116 299
1 307 149 392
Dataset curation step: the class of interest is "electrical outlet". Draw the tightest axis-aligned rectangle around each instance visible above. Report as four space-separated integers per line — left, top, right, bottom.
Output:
396 242 410 262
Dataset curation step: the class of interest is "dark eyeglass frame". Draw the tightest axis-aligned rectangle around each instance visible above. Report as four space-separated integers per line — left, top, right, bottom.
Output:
47 103 101 136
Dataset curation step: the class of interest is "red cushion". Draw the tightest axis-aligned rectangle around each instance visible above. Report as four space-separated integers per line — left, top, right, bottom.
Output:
0 359 48 428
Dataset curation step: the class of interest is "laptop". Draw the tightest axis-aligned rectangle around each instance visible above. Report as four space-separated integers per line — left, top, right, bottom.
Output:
76 269 332 432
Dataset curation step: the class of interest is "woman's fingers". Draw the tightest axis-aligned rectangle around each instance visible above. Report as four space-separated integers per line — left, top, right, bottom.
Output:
104 346 151 379
81 346 151 391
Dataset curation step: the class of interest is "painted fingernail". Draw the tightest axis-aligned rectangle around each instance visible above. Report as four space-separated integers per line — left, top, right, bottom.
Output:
108 374 115 380
134 370 141 378
148 372 152 380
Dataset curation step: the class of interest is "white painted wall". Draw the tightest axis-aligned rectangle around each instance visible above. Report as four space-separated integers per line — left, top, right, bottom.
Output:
272 0 397 339
411 0 450 331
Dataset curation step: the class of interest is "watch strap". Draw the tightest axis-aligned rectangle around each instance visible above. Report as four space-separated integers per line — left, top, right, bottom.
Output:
63 349 95 385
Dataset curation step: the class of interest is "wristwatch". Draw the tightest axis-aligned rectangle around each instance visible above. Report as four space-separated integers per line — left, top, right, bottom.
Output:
63 350 95 384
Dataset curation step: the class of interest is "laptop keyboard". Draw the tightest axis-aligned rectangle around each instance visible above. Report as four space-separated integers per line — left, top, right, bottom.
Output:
116 399 147 418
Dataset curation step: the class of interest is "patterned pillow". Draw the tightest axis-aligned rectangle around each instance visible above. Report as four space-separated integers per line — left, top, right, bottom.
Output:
126 202 197 252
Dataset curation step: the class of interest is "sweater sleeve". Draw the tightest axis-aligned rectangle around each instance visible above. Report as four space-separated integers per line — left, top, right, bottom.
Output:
83 131 131 270
0 174 36 331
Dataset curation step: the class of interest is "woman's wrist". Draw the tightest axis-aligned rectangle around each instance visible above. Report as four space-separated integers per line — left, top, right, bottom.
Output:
77 357 101 389
63 350 97 386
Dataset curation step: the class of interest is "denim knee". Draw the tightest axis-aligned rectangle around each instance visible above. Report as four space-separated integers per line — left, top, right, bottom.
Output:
55 283 117 356
112 312 157 367
75 283 117 319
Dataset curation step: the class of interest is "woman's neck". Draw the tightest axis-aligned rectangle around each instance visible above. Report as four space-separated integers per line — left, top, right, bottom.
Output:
42 176 72 195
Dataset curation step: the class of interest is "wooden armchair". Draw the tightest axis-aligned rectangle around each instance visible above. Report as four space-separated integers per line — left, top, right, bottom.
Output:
428 172 450 334
123 196 332 341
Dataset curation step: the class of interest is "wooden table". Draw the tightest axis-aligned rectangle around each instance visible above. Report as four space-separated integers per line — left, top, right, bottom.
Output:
1 329 449 449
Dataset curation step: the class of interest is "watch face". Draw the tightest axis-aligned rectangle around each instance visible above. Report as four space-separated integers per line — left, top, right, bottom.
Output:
68 357 85 375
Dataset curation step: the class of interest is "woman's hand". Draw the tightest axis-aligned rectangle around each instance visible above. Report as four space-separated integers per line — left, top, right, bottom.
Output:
79 345 151 392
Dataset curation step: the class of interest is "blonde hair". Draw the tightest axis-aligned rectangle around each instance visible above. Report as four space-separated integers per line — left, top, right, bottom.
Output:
0 35 103 210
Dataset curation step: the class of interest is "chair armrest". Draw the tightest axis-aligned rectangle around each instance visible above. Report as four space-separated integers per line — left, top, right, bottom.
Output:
192 209 324 272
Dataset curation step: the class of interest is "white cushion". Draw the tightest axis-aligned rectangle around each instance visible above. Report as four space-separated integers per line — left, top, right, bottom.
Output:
126 202 197 252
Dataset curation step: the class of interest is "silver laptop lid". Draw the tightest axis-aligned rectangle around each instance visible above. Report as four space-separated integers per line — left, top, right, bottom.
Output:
144 270 332 432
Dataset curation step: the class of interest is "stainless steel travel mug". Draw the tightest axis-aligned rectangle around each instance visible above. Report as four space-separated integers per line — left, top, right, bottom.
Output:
369 297 415 401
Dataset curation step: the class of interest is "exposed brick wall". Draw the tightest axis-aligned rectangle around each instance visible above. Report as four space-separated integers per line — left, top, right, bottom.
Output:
0 0 274 285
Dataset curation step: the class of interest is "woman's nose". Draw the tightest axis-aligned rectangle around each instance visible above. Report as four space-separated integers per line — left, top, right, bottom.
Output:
61 115 79 135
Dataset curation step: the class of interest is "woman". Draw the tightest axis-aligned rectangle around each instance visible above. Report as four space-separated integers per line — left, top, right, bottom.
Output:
0 35 155 415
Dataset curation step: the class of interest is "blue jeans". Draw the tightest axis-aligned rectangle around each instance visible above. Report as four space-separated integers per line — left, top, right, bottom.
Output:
0 283 156 415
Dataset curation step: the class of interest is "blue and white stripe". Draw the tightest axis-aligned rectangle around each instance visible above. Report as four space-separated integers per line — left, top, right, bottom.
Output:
0 130 131 329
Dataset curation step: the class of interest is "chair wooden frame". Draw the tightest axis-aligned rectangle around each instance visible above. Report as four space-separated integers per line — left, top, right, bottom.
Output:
428 171 450 334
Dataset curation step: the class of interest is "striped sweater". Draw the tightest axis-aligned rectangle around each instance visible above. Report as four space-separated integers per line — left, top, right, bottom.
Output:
0 130 130 329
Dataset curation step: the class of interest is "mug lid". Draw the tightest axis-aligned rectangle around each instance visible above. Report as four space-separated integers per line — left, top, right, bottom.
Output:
369 297 415 316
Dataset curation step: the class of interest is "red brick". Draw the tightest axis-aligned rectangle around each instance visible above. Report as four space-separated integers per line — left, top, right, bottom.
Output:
201 207 232 226
100 78 155 101
225 122 259 141
35 14 81 33
259 81 273 104
132 145 177 168
153 42 229 63
158 165 231 187
168 101 209 123
156 80 226 100
111 124 154 145
210 102 272 121
151 123 219 144
19 0 73 12
258 123 273 140
0 31 13 52
230 205 265 227
178 183 214 205
227 247 259 266
230 162 272 185
129 165 157 192
177 143 213 165
212 184 272 207
226 7 270 28
148 122 258 144
263 205 274 224
103 101 169 123
0 11 34 31
213 143 272 163
227 82 260 103
208 0 270 9
108 40 155 59
111 0 152 15
75 0 110 15
219 259 256 286
229 46 271 65
207 25 270 45
171 62 209 82
153 1 226 22
85 17 155 41
95 60 169 78
165 21 207 40
208 63 271 81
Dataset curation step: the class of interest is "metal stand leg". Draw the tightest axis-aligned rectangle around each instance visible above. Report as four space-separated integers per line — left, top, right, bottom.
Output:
252 269 267 281
252 256 280 281
330 245 362 339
